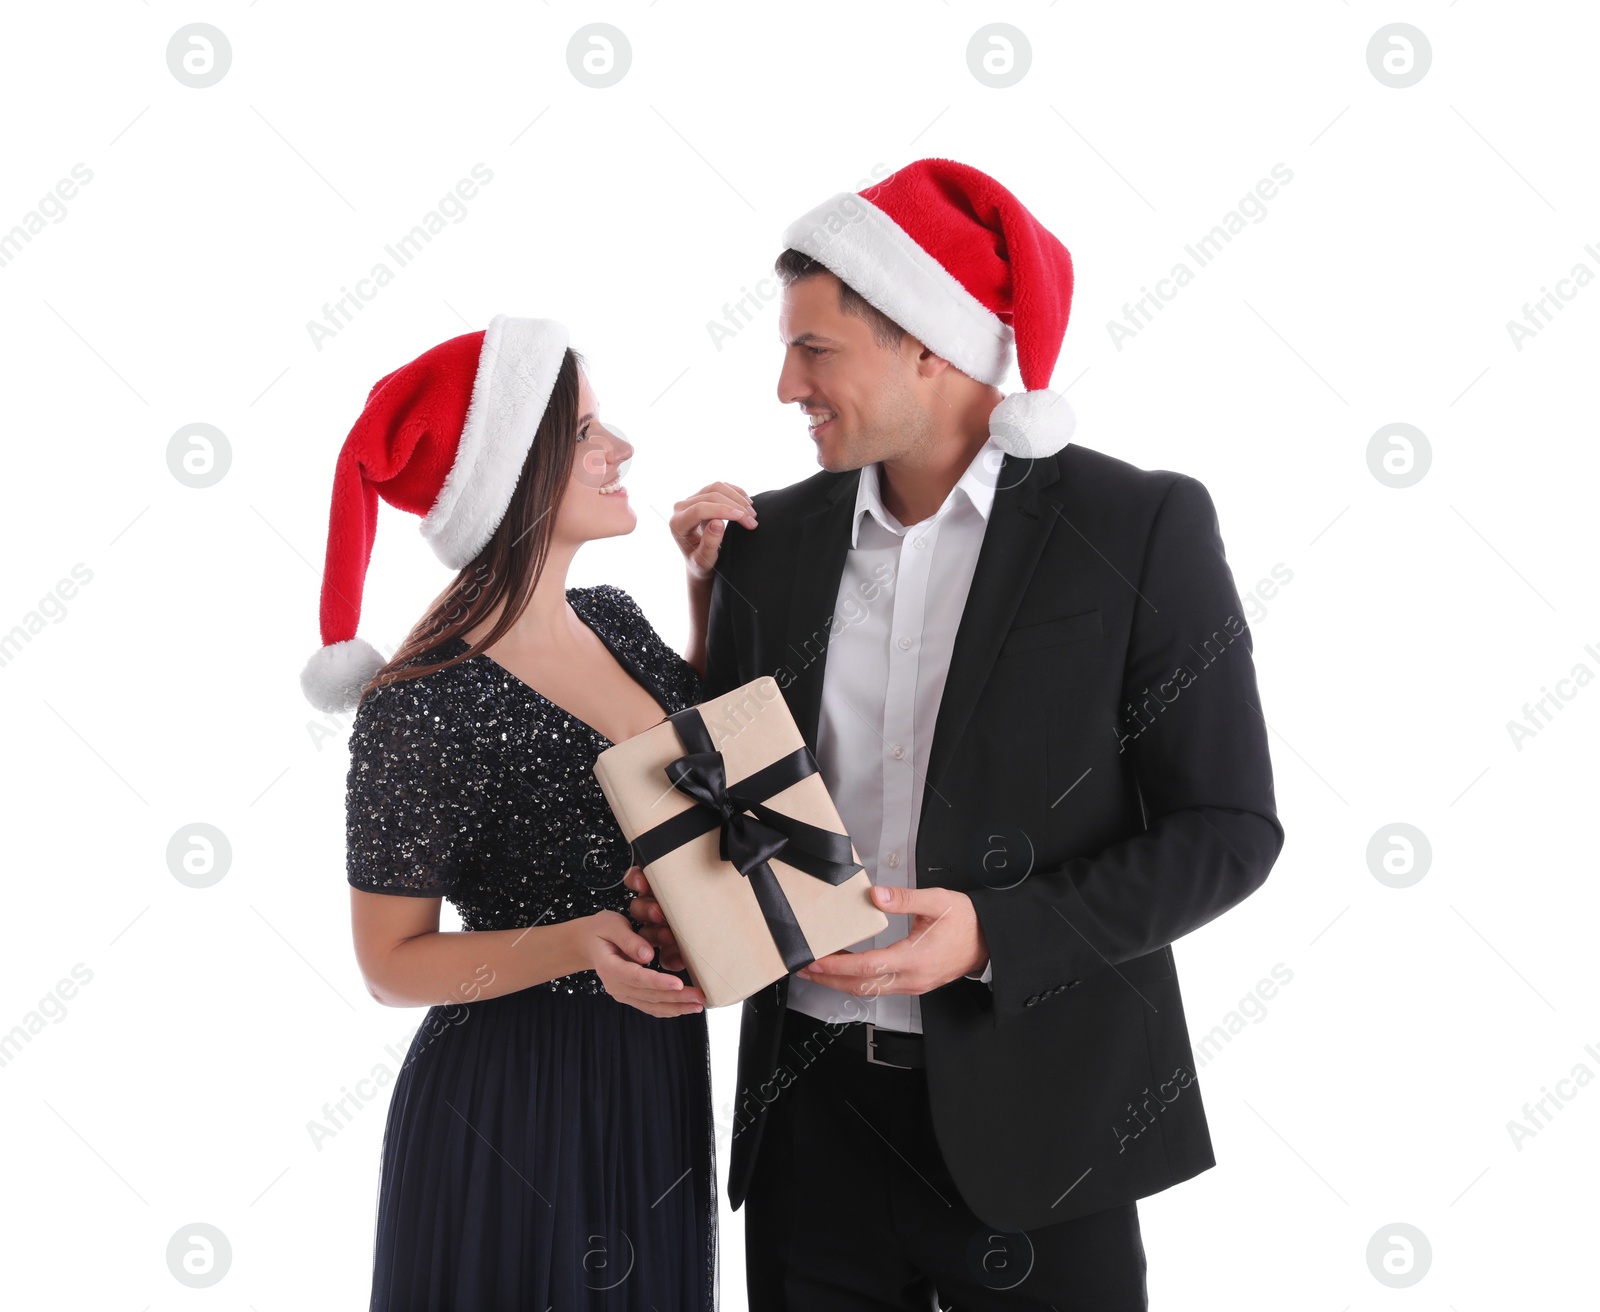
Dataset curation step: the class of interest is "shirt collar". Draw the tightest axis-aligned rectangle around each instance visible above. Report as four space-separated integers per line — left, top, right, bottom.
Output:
851 435 1004 548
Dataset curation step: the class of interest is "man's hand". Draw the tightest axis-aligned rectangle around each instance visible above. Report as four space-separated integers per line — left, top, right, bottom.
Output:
797 885 989 997
623 865 686 972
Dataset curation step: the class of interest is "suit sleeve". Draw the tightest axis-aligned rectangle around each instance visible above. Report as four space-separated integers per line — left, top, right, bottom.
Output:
965 476 1285 1025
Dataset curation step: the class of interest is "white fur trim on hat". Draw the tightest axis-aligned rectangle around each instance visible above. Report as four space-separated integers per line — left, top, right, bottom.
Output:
420 315 569 570
781 194 1013 387
301 637 388 714
989 389 1076 460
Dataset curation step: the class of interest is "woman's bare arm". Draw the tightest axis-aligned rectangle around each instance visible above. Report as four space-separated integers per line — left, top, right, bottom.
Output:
671 482 757 677
350 888 703 1014
685 569 713 678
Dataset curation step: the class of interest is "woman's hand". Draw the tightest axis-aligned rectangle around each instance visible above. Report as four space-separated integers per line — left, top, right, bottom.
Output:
574 910 706 1017
671 483 758 582
623 865 687 970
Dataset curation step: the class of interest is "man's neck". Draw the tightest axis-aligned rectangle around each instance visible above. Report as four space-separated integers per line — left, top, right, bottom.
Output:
877 389 1000 527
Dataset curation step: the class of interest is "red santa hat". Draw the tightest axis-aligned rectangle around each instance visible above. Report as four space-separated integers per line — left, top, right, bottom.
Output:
300 314 569 713
780 157 1076 459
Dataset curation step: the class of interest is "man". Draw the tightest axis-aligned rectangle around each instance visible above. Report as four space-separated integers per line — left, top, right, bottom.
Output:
628 157 1285 1310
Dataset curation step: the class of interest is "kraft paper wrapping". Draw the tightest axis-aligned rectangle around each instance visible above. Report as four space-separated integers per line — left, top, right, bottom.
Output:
592 675 887 1008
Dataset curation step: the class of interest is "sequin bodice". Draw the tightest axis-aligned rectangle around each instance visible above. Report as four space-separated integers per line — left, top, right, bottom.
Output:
344 583 704 995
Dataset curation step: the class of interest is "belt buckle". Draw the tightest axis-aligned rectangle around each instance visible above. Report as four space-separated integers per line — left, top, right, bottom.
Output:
864 1022 911 1069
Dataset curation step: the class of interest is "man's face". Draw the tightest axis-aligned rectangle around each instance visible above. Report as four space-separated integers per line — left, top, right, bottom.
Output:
775 272 927 471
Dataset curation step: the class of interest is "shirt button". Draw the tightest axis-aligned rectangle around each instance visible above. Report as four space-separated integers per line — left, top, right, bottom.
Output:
891 745 905 759
913 537 926 549
884 852 900 868
898 636 912 650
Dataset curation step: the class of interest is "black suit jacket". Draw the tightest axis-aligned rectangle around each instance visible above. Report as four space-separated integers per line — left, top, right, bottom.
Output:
703 441 1285 1234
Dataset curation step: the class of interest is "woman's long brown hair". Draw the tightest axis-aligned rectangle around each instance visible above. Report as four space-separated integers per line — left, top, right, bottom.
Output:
358 347 585 702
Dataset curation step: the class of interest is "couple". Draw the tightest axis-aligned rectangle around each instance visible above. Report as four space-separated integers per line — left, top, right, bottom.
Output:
302 157 1284 1311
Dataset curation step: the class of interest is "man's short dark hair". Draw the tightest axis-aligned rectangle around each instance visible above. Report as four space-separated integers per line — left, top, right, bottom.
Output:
773 248 906 349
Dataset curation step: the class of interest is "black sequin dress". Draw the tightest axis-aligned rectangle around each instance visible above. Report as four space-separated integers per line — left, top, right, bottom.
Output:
345 583 716 1311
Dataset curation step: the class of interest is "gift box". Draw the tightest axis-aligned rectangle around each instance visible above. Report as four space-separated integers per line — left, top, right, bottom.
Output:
592 674 887 1008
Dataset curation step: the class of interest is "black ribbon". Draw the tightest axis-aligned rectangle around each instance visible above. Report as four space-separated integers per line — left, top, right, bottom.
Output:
629 705 863 973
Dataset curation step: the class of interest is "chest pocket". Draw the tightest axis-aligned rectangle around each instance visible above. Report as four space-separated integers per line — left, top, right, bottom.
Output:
997 608 1102 657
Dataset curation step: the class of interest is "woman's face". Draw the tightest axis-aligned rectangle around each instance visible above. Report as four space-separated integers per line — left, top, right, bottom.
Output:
557 367 636 542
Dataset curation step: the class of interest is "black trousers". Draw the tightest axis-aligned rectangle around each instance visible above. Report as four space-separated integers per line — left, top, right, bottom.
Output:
743 1006 1149 1311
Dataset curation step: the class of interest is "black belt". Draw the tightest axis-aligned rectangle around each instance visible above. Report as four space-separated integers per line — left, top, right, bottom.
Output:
785 1009 925 1069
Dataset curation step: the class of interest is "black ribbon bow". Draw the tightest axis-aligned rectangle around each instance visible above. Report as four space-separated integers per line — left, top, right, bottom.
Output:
629 704 863 973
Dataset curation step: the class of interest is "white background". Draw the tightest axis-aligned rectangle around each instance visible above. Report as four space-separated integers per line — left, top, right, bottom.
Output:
2 2 1596 1307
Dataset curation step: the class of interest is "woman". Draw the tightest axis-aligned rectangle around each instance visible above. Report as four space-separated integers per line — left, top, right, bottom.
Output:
299 315 755 1309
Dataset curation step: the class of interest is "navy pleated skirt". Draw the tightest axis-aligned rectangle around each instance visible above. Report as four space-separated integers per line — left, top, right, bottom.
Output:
366 984 717 1310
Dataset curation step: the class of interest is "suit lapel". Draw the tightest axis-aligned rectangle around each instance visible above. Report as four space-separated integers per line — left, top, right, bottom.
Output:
781 468 861 750
779 449 1065 796
926 451 1063 795
770 470 856 1021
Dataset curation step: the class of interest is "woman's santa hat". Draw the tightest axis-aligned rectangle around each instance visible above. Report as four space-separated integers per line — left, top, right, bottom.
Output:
300 314 569 714
780 157 1076 459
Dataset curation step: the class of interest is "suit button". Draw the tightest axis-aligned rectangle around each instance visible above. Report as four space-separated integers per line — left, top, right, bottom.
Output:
1066 979 1080 988
1024 994 1039 1007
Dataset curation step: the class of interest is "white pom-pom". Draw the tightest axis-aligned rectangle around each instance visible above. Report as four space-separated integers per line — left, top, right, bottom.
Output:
989 388 1076 459
301 637 387 713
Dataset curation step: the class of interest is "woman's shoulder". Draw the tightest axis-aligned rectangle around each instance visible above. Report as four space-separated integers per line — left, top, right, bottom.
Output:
572 582 667 645
573 583 705 708
350 636 477 725
570 581 643 621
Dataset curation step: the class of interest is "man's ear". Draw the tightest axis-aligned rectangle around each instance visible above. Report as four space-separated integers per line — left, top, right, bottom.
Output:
910 338 953 380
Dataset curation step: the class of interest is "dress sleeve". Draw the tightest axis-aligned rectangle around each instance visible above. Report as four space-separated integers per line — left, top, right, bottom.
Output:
344 680 478 898
669 640 705 708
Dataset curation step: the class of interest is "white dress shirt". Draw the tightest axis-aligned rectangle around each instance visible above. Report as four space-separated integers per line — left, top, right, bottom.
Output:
787 436 1003 1034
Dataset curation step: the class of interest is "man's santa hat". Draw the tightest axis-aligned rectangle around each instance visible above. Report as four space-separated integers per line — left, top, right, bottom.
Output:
300 314 569 714
781 157 1076 459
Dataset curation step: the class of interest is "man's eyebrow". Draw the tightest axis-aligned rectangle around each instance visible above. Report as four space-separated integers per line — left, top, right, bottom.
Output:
785 331 832 347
